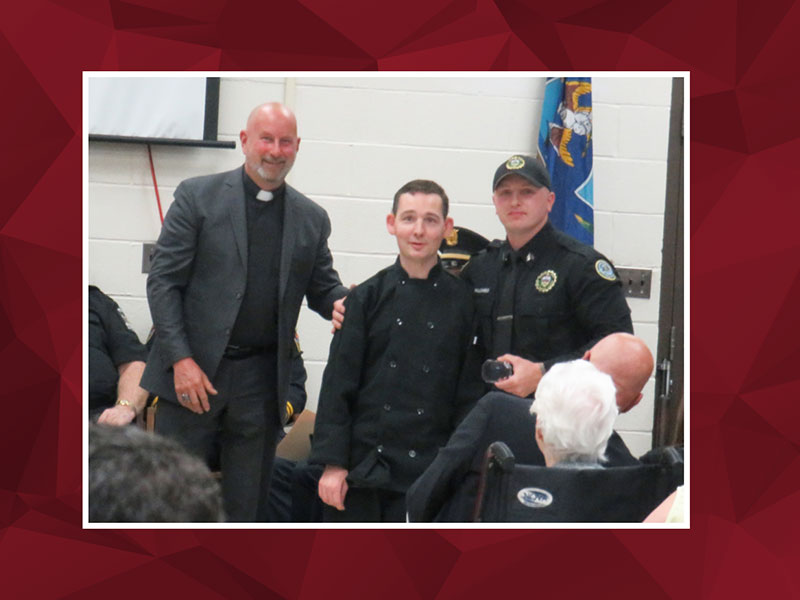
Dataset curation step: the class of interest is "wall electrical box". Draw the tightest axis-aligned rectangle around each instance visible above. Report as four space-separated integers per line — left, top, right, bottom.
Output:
142 243 157 274
616 268 652 299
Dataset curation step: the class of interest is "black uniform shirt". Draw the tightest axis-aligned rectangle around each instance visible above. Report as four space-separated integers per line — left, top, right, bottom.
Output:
310 259 478 492
462 221 633 371
88 286 148 410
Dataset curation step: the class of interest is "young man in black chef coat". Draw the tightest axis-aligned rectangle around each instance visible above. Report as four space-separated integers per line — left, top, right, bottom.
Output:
310 180 479 522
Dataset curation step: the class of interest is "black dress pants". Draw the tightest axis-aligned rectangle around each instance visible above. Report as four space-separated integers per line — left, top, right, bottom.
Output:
156 353 280 522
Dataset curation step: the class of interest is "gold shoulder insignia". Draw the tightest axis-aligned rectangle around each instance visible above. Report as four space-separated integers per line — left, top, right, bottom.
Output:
445 228 459 246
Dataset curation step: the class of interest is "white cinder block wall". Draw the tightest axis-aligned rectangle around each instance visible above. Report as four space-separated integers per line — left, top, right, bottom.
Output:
88 75 674 455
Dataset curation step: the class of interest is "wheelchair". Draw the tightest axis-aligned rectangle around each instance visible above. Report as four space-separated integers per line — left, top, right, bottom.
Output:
473 442 683 522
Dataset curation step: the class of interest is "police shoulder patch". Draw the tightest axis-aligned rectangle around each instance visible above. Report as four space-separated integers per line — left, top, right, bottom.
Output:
535 269 557 293
595 259 617 281
517 487 553 508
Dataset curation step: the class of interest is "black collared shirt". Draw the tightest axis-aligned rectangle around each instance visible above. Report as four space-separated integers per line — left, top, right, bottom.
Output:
462 221 633 371
310 259 480 492
228 169 285 349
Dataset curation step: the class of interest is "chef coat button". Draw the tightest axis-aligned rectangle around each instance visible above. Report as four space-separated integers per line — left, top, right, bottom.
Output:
427 321 434 329
422 365 430 373
389 360 397 368
417 408 425 415
396 318 403 326
384 403 391 411
377 445 384 453
408 450 417 458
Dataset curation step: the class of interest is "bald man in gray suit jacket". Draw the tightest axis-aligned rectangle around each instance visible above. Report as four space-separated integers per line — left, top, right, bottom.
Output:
142 103 347 522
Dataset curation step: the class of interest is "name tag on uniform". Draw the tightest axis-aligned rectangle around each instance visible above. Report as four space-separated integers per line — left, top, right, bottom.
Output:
474 287 490 294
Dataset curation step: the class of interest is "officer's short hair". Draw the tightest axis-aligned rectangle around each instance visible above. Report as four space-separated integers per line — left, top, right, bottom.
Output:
392 180 449 218
531 360 618 464
89 424 224 522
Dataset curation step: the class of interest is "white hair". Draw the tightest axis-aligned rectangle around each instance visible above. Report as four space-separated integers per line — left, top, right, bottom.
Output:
530 360 618 464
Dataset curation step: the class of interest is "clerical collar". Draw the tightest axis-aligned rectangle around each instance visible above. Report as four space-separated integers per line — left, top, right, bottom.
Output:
242 167 285 203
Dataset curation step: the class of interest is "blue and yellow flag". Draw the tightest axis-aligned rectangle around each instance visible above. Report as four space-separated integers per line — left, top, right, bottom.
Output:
537 77 594 246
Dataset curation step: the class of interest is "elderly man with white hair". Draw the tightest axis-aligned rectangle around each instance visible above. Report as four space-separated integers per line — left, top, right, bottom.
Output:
407 333 653 522
530 359 618 468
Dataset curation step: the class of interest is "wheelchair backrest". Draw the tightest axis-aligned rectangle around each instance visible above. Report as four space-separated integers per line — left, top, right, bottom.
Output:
479 446 683 522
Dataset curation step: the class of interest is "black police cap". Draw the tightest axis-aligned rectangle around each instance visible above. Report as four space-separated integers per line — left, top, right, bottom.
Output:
492 154 551 191
440 226 490 271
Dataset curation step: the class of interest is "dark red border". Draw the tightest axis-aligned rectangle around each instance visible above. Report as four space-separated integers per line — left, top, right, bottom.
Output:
2 0 799 597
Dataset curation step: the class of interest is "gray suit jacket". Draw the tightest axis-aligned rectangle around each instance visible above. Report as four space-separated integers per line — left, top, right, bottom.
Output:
141 167 346 424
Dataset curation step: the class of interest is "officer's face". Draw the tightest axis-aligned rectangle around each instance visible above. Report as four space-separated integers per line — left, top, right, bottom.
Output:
492 175 555 240
387 193 453 263
240 107 300 189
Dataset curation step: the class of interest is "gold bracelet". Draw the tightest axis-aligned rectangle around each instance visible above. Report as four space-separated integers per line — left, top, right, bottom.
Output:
115 399 135 413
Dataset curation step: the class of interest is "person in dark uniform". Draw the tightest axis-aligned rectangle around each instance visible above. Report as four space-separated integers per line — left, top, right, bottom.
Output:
88 285 149 425
310 180 481 522
405 155 638 522
461 154 633 397
439 226 490 276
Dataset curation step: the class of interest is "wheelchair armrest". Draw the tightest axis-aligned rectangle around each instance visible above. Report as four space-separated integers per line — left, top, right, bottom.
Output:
473 442 517 522
487 441 516 473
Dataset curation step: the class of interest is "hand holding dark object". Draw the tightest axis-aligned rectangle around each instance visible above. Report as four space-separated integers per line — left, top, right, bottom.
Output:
492 354 546 398
481 359 514 383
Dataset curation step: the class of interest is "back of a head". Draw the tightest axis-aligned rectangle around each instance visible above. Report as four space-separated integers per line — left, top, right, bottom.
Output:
531 360 618 464
588 333 654 413
89 424 224 523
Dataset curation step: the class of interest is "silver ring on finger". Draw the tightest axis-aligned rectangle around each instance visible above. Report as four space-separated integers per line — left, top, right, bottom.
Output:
181 393 190 402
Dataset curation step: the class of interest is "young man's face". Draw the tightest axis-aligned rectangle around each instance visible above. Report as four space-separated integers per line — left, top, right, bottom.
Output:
492 174 555 239
387 192 453 263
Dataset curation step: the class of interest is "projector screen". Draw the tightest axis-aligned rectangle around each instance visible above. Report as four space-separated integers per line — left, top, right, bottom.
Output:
88 76 233 147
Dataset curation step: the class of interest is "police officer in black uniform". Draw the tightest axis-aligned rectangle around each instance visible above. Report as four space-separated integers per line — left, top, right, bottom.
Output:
88 285 149 424
462 154 633 397
406 159 636 521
